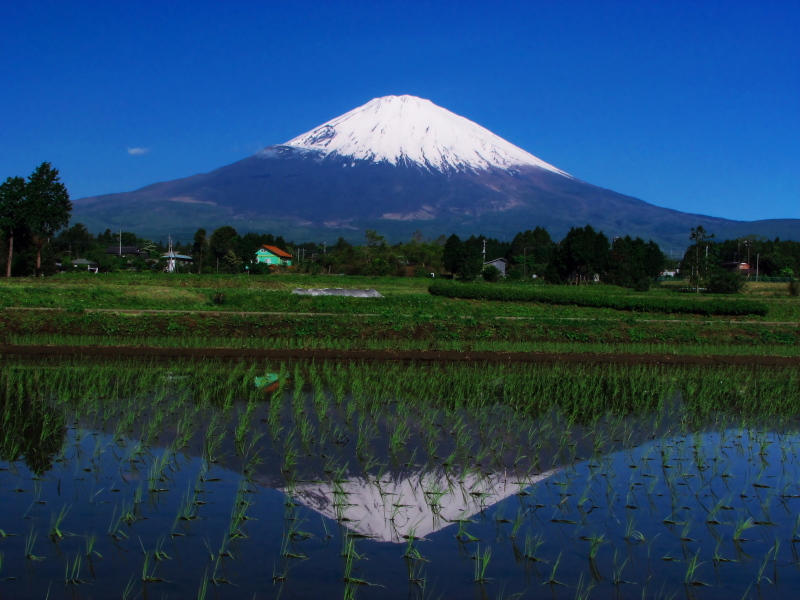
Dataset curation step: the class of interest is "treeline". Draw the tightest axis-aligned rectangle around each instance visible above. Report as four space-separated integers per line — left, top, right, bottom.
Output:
189 223 798 291
442 225 665 290
192 223 667 288
682 226 800 280
1 164 798 289
192 228 445 276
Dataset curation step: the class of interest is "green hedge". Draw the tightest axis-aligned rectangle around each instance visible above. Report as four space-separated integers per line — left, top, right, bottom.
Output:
428 282 769 316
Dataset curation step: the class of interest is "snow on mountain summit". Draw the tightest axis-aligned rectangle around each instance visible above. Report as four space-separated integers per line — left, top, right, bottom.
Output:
279 95 571 177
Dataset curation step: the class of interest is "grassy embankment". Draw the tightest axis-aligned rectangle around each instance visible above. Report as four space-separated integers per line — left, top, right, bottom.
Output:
0 272 798 357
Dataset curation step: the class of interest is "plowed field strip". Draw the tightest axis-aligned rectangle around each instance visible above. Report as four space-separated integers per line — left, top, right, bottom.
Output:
2 345 798 366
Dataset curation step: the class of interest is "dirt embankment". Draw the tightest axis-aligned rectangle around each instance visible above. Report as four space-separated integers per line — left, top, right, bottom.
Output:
1 345 798 367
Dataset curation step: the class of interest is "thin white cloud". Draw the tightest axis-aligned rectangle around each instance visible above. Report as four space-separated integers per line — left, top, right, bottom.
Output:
127 147 150 156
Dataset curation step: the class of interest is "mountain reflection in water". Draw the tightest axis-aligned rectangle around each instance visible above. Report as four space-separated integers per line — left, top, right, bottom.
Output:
282 467 559 542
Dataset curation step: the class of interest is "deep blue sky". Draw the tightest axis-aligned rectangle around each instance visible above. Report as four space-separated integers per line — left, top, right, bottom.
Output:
2 1 798 221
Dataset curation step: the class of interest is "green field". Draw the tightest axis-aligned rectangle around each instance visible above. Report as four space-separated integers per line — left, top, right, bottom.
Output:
1 272 798 357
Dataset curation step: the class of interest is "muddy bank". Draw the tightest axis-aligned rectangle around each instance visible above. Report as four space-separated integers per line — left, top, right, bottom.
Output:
1 344 798 366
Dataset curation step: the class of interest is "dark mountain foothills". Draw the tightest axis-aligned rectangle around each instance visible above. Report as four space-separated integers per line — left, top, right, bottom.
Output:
72 147 799 249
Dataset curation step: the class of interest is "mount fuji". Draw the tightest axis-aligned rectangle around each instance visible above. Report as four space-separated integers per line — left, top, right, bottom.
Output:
73 95 798 247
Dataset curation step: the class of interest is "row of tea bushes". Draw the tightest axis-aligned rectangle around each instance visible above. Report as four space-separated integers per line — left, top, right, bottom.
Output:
428 281 769 316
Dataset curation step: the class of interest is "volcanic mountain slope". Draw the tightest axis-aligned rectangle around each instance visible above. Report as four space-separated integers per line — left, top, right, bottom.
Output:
73 95 799 247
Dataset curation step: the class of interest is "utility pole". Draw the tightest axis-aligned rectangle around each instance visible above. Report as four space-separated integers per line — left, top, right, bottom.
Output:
523 247 527 279
119 230 122 257
745 240 751 279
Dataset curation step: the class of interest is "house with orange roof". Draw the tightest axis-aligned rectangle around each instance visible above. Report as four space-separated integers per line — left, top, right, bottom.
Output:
255 245 293 267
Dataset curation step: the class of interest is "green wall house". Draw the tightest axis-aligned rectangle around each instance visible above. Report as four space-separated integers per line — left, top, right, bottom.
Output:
255 245 293 266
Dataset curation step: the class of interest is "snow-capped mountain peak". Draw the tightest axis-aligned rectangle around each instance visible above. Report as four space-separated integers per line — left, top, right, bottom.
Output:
279 95 571 177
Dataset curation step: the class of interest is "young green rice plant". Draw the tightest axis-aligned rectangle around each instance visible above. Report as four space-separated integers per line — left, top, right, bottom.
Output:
610 549 636 586
202 413 225 464
281 434 300 475
684 551 707 586
84 533 102 560
755 537 780 587
297 412 316 449
522 531 547 563
472 544 491 584
572 573 595 600
542 551 564 586
509 507 527 538
712 538 736 564
579 533 604 560
106 506 128 542
64 554 86 585
404 553 427 588
174 406 197 450
733 515 756 543
48 505 71 540
790 513 800 543
147 451 172 493
140 551 165 583
679 520 695 543
153 536 172 561
454 517 480 544
24 527 44 561
197 569 210 600
202 531 232 562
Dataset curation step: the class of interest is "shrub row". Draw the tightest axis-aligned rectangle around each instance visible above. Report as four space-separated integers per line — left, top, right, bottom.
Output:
428 282 769 316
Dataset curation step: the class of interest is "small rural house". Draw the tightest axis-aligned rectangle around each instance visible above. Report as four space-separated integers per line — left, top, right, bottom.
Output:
483 257 509 277
256 245 293 267
162 251 193 273
71 258 99 273
721 262 751 275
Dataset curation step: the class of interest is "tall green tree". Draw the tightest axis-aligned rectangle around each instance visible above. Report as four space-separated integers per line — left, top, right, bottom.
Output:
53 223 95 258
0 176 27 277
685 225 716 293
509 227 553 277
209 226 239 272
442 234 464 276
24 162 72 275
605 236 665 290
461 236 486 280
402 231 444 274
192 228 208 273
557 225 610 283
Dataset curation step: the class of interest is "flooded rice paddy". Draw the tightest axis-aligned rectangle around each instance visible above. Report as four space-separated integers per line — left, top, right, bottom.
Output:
1 358 800 599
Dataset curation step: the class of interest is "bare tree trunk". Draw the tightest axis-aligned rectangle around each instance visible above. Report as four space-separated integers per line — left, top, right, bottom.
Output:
6 234 12 278
34 236 46 276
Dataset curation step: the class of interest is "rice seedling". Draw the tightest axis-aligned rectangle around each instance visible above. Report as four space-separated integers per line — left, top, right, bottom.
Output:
684 551 707 586
756 537 780 586
733 516 756 543
139 550 165 583
63 554 87 585
48 505 71 540
472 544 491 584
542 551 564 586
24 527 44 561
84 533 102 560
